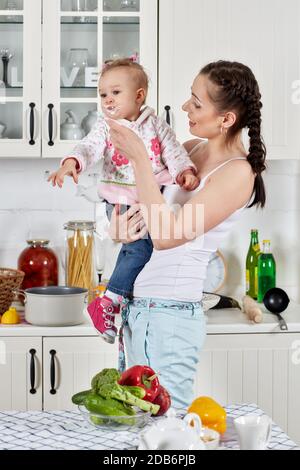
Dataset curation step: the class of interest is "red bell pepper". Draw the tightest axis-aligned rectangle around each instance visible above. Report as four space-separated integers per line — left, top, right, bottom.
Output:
152 385 171 416
118 365 160 403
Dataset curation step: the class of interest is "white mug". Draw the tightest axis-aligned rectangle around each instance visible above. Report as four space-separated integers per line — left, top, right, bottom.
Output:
234 414 272 450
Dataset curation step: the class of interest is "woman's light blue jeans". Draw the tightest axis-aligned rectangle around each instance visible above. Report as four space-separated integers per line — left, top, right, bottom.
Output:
119 297 207 410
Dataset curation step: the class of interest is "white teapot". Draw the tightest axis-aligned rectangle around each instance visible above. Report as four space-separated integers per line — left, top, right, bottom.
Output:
139 409 205 451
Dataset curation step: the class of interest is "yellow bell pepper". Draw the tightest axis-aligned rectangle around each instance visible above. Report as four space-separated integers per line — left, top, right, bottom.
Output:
188 396 227 434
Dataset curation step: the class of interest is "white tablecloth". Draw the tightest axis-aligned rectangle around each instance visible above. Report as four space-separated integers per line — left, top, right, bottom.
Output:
0 404 298 450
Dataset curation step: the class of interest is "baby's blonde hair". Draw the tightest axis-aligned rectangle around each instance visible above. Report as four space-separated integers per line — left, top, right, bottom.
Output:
100 58 149 98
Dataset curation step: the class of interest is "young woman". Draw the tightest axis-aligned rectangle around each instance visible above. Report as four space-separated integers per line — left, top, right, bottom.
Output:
107 60 266 409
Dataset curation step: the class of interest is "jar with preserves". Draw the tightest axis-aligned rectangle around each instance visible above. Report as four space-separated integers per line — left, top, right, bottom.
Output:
18 240 59 289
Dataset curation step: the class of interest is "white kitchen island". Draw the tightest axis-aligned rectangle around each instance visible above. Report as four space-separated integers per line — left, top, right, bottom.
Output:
0 302 300 445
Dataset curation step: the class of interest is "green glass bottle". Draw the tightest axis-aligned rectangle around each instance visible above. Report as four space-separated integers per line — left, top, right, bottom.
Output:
257 240 276 303
246 229 261 299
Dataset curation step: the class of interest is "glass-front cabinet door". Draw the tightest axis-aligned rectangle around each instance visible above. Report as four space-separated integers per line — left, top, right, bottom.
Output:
42 0 157 158
0 0 41 157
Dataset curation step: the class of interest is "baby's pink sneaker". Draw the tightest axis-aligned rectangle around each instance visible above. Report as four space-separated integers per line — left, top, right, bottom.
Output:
87 295 120 344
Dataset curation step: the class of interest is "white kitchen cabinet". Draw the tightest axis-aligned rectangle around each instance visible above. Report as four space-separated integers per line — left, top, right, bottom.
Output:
42 336 118 410
42 0 157 158
195 333 300 445
0 0 41 157
0 0 157 158
0 334 118 412
159 0 300 159
0 337 42 410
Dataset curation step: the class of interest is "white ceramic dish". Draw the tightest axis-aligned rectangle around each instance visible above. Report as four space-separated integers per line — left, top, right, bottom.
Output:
200 427 220 450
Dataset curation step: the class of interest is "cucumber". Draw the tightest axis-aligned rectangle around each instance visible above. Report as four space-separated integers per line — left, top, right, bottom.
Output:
71 389 92 405
85 393 136 425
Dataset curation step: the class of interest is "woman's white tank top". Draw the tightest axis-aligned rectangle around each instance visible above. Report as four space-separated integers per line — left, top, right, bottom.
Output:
133 147 248 302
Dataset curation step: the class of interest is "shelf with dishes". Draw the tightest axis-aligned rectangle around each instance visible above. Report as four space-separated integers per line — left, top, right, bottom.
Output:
60 0 140 12
61 17 139 24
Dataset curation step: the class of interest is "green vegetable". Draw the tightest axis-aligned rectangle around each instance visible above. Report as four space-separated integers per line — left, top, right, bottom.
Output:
71 389 92 405
98 382 160 415
91 368 120 391
91 368 160 415
90 415 105 425
122 385 146 399
84 393 136 425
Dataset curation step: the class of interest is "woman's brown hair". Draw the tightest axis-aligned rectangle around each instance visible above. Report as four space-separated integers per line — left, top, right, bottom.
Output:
200 60 266 208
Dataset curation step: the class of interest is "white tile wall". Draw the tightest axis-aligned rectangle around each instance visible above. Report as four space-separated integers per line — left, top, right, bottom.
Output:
0 158 299 301
219 159 300 302
0 158 96 284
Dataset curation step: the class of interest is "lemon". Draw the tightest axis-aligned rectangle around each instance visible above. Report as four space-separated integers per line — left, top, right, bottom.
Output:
1 307 20 324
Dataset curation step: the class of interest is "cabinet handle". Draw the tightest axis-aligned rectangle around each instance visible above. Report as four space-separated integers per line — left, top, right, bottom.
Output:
29 103 36 145
48 104 54 146
29 349 36 394
50 349 57 395
164 105 171 125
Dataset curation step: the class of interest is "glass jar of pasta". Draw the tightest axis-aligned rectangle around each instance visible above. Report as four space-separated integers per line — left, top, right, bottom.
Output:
64 221 98 300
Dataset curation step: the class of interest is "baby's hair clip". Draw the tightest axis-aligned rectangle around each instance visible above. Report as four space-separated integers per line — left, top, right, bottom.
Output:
129 53 139 63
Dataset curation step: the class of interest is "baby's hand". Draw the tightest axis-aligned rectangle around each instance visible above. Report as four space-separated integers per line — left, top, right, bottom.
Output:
177 169 200 191
47 158 79 188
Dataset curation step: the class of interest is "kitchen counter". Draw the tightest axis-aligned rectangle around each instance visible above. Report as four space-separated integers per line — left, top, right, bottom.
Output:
0 301 300 337
0 404 298 450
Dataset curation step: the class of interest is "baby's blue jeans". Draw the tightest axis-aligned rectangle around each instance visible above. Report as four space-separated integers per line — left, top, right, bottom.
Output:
118 297 207 410
105 202 153 298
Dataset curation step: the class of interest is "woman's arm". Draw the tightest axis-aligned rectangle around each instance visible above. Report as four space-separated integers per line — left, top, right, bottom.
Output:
107 120 254 250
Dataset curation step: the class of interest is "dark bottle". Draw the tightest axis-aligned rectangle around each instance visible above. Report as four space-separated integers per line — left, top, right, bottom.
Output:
18 240 58 289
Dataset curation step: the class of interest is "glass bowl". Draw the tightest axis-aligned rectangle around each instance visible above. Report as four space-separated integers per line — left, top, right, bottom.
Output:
78 405 152 431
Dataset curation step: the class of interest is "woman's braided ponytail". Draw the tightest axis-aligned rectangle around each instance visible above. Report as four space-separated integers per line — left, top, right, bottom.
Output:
200 61 266 208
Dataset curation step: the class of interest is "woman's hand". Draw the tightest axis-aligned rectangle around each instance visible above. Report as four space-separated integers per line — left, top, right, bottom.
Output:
108 204 148 244
106 119 148 165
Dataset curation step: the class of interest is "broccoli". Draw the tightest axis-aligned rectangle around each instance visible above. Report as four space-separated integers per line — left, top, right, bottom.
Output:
91 368 121 391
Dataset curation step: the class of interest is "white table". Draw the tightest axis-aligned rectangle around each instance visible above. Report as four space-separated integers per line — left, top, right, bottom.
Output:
0 404 298 451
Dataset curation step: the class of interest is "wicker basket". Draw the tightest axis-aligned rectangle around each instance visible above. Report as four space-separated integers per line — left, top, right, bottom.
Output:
0 268 25 315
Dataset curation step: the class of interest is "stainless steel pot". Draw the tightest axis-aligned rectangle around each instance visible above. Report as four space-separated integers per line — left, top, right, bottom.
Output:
18 286 88 326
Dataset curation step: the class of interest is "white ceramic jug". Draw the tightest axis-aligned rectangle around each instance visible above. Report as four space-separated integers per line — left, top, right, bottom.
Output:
60 110 85 140
139 409 205 451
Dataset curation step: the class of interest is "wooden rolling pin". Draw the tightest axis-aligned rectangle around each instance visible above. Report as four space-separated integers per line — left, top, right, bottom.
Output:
242 295 263 323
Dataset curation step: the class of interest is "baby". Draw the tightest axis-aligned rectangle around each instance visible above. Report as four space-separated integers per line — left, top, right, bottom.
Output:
48 58 200 344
